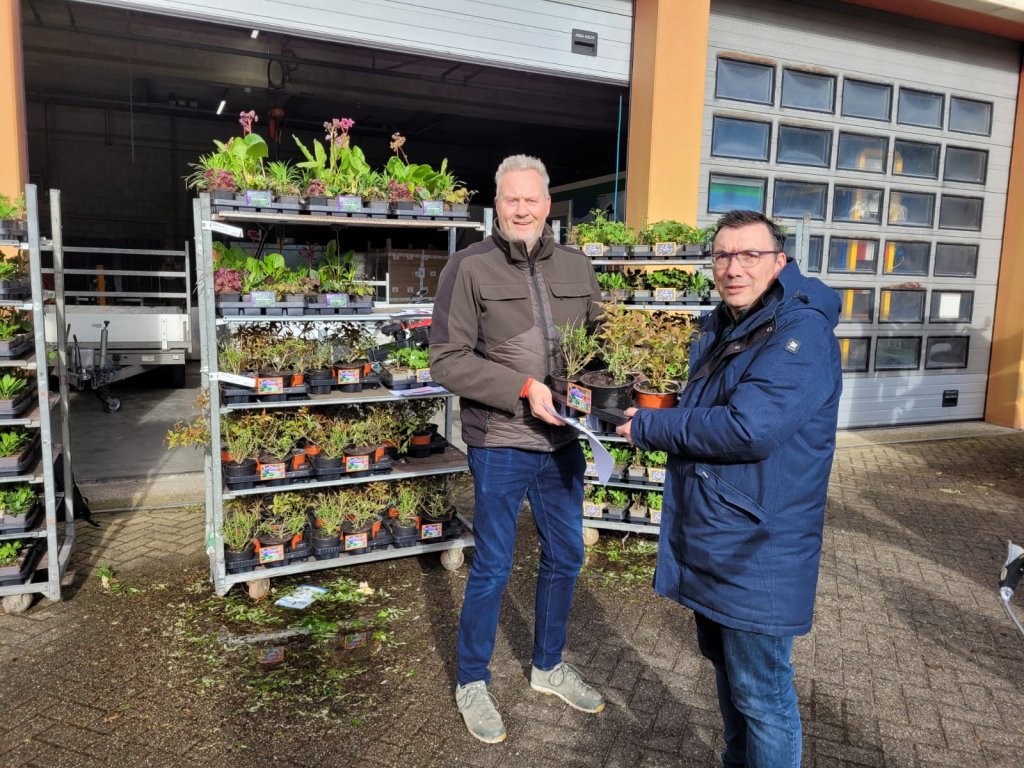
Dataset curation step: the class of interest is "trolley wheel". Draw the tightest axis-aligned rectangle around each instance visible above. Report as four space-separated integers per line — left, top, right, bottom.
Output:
2 593 33 614
102 396 122 414
440 548 464 571
582 527 600 548
246 578 271 601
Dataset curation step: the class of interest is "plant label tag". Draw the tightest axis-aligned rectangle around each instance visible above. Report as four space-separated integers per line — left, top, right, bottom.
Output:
336 195 362 212
420 522 443 540
259 462 286 480
245 190 273 207
344 631 368 650
655 241 677 257
345 532 369 551
421 200 444 216
250 290 276 307
648 468 667 484
583 502 603 518
415 367 432 383
650 510 662 525
582 243 604 258
260 646 285 665
336 368 361 384
567 383 593 414
654 287 677 303
256 377 284 394
345 454 370 472
259 543 285 564
325 292 349 308
585 461 597 477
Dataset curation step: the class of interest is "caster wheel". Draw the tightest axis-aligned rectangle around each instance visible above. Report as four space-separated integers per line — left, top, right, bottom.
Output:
582 528 600 547
440 548 464 571
246 578 270 601
2 594 33 614
103 397 122 413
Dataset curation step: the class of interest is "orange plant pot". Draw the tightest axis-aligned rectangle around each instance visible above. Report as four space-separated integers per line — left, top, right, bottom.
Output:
633 389 679 409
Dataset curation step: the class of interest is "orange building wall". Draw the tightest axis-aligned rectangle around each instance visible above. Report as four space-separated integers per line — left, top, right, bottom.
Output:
0 0 27 199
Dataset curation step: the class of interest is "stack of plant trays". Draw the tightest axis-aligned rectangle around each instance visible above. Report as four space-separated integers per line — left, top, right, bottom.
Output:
193 195 486 599
0 185 75 613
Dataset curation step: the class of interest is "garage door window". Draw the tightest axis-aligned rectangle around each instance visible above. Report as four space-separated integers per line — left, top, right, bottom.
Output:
949 96 992 136
833 186 883 223
708 175 766 213
781 69 835 113
838 288 874 322
883 241 930 275
933 243 978 277
897 88 944 129
875 337 921 370
783 233 823 272
773 180 827 219
925 336 969 369
929 290 973 323
879 289 925 323
711 117 771 160
888 190 935 227
776 125 831 166
842 79 892 121
893 140 940 178
838 337 870 372
938 195 983 230
829 238 878 273
836 133 887 173
943 147 987 184
716 59 774 104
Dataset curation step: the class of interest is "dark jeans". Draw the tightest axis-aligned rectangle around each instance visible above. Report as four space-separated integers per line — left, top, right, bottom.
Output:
694 613 801 768
457 442 585 686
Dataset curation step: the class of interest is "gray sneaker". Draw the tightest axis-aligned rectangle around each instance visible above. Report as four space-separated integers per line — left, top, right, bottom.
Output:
530 662 606 713
455 681 507 744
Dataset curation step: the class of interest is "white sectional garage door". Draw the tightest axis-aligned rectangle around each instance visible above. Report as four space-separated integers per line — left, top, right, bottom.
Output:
701 0 1019 427
81 0 633 84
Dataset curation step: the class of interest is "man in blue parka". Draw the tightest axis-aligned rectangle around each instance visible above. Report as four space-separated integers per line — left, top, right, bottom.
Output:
616 210 841 767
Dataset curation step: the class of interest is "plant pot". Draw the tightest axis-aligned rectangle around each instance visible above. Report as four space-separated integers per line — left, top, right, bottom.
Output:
605 505 627 522
310 454 344 480
631 245 653 258
222 457 257 478
633 380 682 409
407 430 433 459
224 545 256 574
579 370 637 413
0 499 41 534
311 531 343 560
306 195 329 207
343 444 376 478
0 333 31 359
305 368 333 395
0 539 43 586
627 466 646 482
389 520 420 548
0 388 35 418
0 433 41 477
334 363 364 393
364 199 389 217
256 454 290 486
340 521 374 555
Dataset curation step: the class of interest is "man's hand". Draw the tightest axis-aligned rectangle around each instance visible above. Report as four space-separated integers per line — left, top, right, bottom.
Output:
616 407 638 444
526 381 566 426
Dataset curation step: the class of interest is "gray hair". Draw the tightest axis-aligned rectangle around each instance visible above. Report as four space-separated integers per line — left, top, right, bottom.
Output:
495 155 550 197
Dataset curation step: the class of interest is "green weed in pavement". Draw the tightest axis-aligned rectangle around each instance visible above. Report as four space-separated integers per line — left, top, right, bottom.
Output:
581 536 658 594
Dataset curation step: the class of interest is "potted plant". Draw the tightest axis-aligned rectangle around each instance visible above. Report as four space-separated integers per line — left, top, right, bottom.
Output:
605 488 629 521
646 491 664 525
340 487 380 555
626 449 646 482
403 398 442 459
221 416 260 487
581 442 598 478
390 481 423 547
311 490 345 558
254 414 297 485
0 538 42 587
221 500 260 573
0 484 39 531
647 268 692 303
358 171 390 215
0 193 26 239
689 271 715 304
0 309 30 357
385 345 430 390
607 445 633 481
633 313 696 409
0 371 32 416
627 493 648 523
305 339 335 395
641 220 711 257
579 303 642 415
343 419 379 478
0 427 37 475
596 271 631 302
266 160 302 207
625 269 652 303
332 323 376 392
552 321 599 407
570 209 638 258
433 159 476 215
589 486 609 518
383 133 436 215
643 450 668 484
0 258 27 298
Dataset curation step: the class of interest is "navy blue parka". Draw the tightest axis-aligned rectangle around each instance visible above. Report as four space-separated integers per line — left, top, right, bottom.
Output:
631 260 841 636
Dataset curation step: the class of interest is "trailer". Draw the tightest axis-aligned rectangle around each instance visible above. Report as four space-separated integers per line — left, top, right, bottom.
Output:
44 244 192 411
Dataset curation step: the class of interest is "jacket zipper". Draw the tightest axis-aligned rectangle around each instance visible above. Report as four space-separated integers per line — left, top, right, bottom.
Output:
529 257 553 381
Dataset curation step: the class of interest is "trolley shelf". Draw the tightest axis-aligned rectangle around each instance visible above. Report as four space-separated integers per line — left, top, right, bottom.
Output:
220 387 451 412
582 518 660 535
214 210 485 231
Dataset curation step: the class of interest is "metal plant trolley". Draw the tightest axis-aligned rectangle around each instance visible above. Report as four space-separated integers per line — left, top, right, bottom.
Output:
193 195 484 598
0 185 75 613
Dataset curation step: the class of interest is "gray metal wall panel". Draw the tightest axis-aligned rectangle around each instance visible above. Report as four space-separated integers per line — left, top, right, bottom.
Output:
84 0 633 83
704 0 1019 427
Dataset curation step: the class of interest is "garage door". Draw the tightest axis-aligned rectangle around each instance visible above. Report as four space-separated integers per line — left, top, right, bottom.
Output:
699 0 1018 427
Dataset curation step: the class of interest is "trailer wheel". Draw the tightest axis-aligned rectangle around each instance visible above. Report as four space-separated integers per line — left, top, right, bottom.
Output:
247 578 270 601
582 528 600 547
102 396 122 413
440 548 464 571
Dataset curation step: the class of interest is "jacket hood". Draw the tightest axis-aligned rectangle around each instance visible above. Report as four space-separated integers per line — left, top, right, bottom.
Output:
491 219 555 264
776 260 840 328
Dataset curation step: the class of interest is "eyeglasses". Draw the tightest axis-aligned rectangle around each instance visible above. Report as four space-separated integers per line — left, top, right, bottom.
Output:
710 249 779 268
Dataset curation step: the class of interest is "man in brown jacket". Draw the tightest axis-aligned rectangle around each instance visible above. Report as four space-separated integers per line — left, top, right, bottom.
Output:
430 155 605 743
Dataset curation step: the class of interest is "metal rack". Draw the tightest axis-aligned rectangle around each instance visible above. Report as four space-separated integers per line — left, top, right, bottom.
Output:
0 185 74 612
193 194 483 598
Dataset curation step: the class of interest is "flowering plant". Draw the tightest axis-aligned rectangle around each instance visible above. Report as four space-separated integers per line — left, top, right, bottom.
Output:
293 116 369 195
184 109 268 192
213 269 242 295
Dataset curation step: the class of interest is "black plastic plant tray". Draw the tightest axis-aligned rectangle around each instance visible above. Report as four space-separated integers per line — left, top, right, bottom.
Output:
221 384 310 402
0 388 35 418
0 434 40 477
223 464 315 490
0 336 31 359
0 500 41 533
0 539 43 586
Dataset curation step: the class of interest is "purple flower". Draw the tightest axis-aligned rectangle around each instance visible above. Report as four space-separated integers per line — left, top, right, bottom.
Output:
239 110 258 135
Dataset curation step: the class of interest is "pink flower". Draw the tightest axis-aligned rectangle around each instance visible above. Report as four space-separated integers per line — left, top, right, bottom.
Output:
239 110 258 135
339 117 355 133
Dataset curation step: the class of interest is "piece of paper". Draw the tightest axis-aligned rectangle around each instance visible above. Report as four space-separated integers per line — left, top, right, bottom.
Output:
545 406 615 483
274 584 328 610
396 385 448 396
937 293 961 320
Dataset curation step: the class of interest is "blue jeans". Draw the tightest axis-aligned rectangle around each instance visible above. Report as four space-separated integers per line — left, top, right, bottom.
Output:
694 613 801 768
457 442 585 686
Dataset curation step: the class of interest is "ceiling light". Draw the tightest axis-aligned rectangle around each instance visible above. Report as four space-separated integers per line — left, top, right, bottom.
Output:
251 29 259 39
216 99 226 115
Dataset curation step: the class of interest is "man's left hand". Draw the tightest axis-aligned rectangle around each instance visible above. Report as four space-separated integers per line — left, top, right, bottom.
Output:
616 407 638 443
